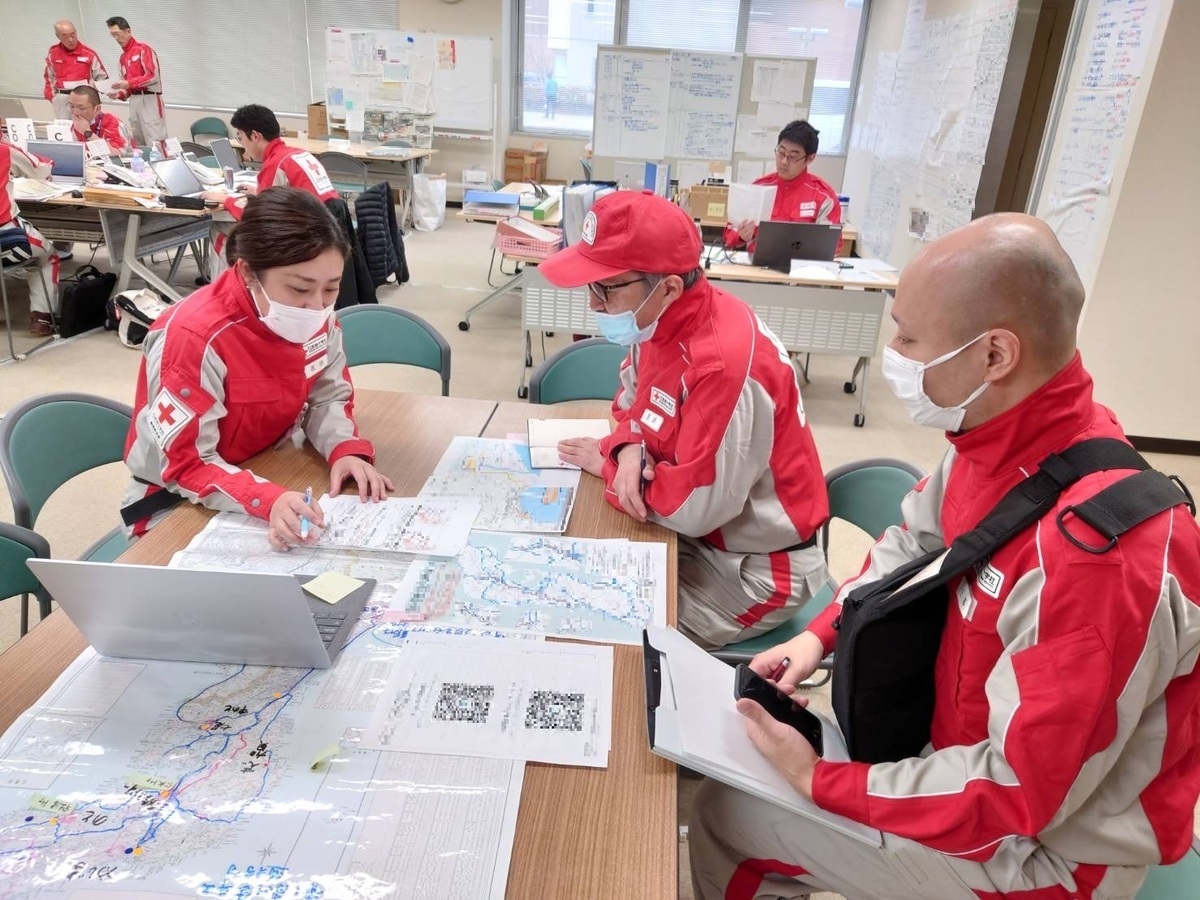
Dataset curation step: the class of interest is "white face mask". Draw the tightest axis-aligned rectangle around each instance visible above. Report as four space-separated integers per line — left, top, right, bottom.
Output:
881 332 990 432
251 279 332 344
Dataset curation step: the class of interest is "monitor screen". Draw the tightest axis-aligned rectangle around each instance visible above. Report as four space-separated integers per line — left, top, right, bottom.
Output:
25 140 85 179
151 158 203 196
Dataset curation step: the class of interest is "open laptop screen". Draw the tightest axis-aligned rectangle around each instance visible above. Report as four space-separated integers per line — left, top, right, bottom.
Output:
151 157 204 196
209 137 241 172
26 140 85 180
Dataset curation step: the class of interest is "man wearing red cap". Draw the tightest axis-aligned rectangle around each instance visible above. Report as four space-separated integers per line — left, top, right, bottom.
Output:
546 191 829 649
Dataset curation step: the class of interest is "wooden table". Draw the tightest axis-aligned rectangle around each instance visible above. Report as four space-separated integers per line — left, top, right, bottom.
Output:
485 401 679 900
0 391 678 900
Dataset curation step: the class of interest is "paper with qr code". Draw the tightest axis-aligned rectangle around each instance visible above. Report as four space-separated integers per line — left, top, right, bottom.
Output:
360 633 614 767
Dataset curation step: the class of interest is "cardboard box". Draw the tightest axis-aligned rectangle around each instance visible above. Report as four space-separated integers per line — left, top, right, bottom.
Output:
689 184 729 226
307 102 328 138
504 149 548 184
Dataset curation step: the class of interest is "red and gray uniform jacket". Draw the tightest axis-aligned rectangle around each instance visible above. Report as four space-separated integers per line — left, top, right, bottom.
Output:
599 277 828 618
43 41 108 99
123 268 373 534
723 170 842 252
1 141 52 226
805 355 1200 896
70 111 132 153
223 139 338 219
113 38 162 99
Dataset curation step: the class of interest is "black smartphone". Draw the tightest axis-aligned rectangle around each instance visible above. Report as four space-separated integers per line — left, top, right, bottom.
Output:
733 663 824 756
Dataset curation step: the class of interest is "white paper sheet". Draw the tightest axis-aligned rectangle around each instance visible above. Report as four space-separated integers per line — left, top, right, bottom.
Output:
362 633 613 767
317 495 480 557
727 183 777 227
527 419 612 470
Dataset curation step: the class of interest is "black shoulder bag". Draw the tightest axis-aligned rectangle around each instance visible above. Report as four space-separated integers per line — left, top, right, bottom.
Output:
831 438 1195 764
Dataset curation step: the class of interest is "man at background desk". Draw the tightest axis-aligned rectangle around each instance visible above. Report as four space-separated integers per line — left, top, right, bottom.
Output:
67 85 131 154
105 16 166 147
547 192 829 650
724 120 842 253
1 140 60 336
43 19 108 122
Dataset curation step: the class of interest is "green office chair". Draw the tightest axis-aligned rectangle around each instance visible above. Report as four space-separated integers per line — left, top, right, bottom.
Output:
711 458 925 679
190 116 229 144
316 151 368 198
0 392 134 573
336 306 452 396
0 522 52 636
528 338 628 405
1137 838 1200 898
197 156 220 169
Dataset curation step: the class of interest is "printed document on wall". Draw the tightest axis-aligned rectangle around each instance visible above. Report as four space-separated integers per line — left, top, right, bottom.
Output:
593 50 670 160
361 632 614 767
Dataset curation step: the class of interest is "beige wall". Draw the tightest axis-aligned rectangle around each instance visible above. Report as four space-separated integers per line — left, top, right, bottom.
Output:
1070 0 1200 441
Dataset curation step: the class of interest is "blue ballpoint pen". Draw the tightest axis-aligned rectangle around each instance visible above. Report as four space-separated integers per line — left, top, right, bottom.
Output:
300 486 312 540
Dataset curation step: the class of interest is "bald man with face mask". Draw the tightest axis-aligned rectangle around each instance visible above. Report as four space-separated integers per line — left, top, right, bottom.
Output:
690 213 1200 900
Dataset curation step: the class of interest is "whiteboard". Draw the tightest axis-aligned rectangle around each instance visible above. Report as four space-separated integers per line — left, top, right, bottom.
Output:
1030 0 1167 285
325 28 493 132
592 46 814 186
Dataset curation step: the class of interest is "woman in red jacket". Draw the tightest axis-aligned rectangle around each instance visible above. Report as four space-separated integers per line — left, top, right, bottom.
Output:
122 187 392 549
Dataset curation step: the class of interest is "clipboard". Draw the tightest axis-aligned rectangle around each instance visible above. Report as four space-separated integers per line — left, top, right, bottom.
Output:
642 625 882 846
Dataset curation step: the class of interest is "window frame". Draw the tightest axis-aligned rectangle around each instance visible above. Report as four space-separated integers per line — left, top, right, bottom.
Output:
512 0 872 156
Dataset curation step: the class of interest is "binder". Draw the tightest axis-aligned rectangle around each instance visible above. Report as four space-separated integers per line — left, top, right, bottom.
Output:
642 625 882 846
463 190 520 218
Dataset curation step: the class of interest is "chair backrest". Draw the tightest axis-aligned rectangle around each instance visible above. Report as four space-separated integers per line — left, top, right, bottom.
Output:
1136 838 1200 898
335 306 452 396
0 522 49 603
529 337 628 405
580 157 593 180
190 117 229 142
198 155 220 169
317 151 368 188
0 393 134 528
819 458 925 558
179 140 210 158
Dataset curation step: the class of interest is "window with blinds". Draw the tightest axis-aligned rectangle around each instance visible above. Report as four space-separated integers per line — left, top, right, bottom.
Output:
0 0 396 116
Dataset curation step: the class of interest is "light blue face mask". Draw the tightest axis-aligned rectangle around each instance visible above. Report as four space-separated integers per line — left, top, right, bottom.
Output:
595 279 664 346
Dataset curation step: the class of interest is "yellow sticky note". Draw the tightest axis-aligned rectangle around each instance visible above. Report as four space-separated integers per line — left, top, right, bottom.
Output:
29 793 74 815
301 572 365 605
127 773 174 792
310 742 342 771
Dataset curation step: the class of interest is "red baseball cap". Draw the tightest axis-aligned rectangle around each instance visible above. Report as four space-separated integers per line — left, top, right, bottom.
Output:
539 190 702 287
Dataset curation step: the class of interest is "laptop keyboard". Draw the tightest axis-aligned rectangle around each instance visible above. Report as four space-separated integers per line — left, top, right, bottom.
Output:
312 611 348 647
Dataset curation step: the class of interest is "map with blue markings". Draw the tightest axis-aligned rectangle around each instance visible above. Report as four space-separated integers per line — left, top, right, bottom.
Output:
419 438 580 533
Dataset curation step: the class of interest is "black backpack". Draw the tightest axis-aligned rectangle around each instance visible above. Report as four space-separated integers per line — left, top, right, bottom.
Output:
58 265 118 338
831 438 1195 764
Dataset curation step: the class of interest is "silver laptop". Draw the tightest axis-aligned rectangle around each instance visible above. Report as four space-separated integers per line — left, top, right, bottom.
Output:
0 98 26 119
209 137 256 178
151 157 205 197
752 221 843 272
25 140 86 186
28 559 376 669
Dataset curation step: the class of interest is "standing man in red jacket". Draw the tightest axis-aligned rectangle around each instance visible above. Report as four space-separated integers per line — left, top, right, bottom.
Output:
724 120 842 253
43 20 108 123
105 16 166 148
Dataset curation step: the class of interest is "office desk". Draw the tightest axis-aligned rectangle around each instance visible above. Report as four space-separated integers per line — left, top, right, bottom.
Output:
240 137 436 225
17 195 217 301
0 391 678 900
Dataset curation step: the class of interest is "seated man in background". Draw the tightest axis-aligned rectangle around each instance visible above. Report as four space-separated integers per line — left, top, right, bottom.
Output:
202 104 338 280
67 85 131 154
547 192 829 650
724 119 841 253
690 213 1200 900
1 139 60 336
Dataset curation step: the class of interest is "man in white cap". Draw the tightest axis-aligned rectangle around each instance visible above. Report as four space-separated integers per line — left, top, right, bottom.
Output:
544 190 829 650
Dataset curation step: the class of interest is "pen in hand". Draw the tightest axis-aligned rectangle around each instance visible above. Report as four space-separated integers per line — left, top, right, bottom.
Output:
639 441 648 495
300 486 312 541
767 656 790 683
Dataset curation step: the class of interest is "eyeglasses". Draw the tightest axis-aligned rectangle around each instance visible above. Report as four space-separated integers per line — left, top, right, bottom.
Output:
587 276 647 306
775 145 809 165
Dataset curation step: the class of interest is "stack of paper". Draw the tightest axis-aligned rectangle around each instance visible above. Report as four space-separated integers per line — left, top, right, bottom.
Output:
464 190 519 217
727 183 777 227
